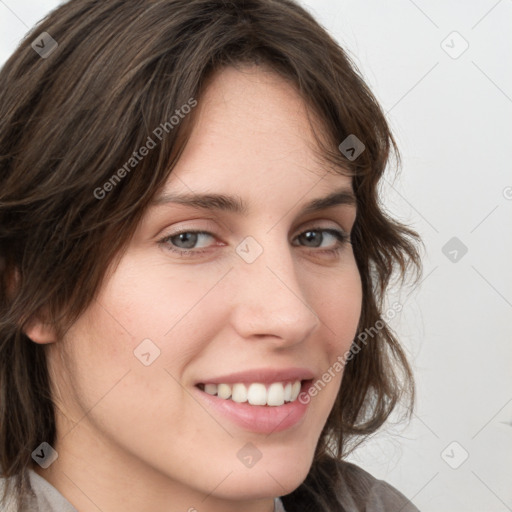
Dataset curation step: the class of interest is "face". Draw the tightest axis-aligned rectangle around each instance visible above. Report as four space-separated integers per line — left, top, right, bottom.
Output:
36 65 362 511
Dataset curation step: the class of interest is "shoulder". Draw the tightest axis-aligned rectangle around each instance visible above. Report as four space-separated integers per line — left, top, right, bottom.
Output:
282 457 420 512
0 471 26 511
333 459 420 511
0 468 77 512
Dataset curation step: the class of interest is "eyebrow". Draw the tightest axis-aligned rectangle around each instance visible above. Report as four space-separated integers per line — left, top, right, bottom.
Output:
152 187 357 215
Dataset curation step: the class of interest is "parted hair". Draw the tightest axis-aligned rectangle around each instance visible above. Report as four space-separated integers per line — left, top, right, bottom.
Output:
0 0 421 510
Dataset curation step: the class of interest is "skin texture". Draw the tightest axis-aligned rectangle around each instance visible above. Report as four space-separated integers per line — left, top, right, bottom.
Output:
28 65 362 512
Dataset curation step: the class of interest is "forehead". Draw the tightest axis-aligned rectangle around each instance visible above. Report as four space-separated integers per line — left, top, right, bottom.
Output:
164 64 350 200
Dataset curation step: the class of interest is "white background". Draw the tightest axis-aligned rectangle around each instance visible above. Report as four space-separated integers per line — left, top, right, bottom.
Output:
1 1 511 511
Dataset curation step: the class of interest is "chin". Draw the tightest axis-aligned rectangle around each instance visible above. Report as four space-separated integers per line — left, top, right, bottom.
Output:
215 471 306 501
214 447 314 500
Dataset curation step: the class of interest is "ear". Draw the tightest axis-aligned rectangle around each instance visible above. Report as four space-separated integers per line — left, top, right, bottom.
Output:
6 267 58 344
24 317 58 344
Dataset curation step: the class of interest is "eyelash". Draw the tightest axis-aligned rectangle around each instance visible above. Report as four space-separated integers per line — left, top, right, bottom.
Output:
159 227 351 259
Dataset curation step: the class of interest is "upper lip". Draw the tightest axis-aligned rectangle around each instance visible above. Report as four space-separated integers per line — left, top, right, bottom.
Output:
196 367 316 385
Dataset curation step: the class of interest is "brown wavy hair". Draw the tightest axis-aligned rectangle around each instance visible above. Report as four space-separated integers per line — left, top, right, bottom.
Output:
0 0 421 510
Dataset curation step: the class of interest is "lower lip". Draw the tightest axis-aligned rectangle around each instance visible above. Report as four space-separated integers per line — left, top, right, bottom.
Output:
193 381 312 434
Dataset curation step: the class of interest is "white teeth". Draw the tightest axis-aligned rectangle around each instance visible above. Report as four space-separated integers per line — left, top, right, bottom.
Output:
284 382 292 402
201 380 303 406
231 383 248 403
267 382 285 406
217 383 232 399
204 383 218 395
247 383 267 405
291 381 301 401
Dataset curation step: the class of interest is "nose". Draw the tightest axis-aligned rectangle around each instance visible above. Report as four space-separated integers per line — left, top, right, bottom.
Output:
228 236 320 347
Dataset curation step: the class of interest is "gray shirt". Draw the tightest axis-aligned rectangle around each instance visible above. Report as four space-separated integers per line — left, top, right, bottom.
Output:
1 463 419 511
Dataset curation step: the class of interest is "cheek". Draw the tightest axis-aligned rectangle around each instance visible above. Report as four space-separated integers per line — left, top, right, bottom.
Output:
59 257 229 418
100 256 226 342
311 262 362 350
304 262 362 404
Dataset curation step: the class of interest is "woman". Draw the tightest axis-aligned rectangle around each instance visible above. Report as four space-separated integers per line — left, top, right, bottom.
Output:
0 0 422 510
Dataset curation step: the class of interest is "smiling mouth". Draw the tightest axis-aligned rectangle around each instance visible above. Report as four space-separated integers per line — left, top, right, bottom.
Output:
196 380 310 407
